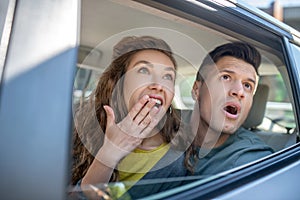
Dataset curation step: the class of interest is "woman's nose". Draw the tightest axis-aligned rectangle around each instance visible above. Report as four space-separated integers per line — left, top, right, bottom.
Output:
148 74 164 90
149 82 163 91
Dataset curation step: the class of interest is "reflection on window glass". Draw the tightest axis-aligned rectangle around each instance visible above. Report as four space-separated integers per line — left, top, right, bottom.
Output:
259 74 295 133
291 43 300 83
179 76 195 109
0 0 10 41
69 0 299 199
265 74 289 102
0 0 15 84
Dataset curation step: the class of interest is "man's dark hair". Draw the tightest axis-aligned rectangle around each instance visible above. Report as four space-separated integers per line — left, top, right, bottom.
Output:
196 42 261 81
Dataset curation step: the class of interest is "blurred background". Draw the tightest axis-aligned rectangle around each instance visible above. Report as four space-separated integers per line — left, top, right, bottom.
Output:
242 0 300 31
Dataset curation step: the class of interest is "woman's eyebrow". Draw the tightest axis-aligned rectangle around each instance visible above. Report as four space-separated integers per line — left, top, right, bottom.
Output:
132 60 152 67
133 60 175 73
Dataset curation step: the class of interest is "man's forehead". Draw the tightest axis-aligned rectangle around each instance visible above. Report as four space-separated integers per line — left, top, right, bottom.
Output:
204 58 258 82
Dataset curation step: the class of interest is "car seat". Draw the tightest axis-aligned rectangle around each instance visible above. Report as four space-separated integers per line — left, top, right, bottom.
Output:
242 84 297 151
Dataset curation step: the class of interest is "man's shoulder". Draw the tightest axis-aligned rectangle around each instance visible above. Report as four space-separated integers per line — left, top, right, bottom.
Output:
234 127 267 145
220 127 274 167
221 127 274 154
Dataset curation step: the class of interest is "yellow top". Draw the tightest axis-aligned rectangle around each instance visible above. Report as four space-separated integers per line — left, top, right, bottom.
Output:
117 142 170 190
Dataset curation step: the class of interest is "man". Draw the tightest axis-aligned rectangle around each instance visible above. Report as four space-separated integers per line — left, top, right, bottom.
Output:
189 42 274 176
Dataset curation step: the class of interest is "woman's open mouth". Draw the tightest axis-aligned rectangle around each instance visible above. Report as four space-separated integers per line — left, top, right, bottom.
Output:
152 98 162 108
149 94 163 108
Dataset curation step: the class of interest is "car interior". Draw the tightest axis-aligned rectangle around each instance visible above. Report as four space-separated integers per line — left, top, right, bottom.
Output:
70 0 299 198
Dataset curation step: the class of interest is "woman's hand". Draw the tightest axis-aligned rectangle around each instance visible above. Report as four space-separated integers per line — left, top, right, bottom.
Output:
97 95 162 168
82 95 162 186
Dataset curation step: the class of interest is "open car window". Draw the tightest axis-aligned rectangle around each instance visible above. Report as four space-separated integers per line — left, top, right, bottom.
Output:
69 0 299 199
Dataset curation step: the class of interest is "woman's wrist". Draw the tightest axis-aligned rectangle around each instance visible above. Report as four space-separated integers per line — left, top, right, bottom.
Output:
95 146 127 168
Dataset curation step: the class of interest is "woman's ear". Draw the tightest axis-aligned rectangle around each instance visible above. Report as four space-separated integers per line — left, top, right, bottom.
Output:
192 81 201 100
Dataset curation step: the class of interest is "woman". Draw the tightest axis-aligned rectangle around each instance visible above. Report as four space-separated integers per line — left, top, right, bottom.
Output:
71 36 193 199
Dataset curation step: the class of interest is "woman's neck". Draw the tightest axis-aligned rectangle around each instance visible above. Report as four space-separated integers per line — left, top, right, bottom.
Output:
138 133 164 150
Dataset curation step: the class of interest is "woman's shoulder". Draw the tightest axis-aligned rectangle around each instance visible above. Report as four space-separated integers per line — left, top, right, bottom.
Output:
149 147 186 174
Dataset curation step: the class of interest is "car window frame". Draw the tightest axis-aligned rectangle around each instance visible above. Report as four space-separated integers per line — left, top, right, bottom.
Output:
283 38 300 128
0 1 80 199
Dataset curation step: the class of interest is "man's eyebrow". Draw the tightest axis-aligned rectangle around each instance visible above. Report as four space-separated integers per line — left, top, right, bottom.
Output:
220 69 256 84
133 60 175 73
164 66 176 73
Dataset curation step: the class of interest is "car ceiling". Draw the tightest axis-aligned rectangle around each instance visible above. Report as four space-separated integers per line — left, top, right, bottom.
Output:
79 0 282 76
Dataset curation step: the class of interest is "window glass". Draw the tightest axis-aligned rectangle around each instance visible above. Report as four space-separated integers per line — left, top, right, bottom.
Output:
243 49 297 152
290 43 300 84
70 0 299 199
0 0 10 41
258 74 295 133
0 0 15 85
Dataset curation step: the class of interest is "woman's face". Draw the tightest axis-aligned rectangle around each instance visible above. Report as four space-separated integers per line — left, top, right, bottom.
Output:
123 49 176 116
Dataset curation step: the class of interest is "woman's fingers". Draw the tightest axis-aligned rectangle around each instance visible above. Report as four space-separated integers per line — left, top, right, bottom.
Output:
103 105 115 128
138 105 160 128
102 105 143 164
118 95 166 138
100 125 143 167
127 95 150 120
133 99 157 125
119 95 154 132
121 105 162 138
139 106 162 137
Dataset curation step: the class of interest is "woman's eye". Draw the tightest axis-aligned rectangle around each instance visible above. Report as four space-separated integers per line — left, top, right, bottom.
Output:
163 74 174 81
138 67 150 74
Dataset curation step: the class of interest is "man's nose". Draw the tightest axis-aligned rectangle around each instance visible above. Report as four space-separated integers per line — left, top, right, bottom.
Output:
229 82 245 99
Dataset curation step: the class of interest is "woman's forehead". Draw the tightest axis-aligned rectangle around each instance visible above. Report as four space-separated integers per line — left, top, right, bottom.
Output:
128 50 175 69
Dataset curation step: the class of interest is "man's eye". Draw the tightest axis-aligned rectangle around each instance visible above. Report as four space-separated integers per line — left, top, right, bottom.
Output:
138 67 150 74
163 74 174 81
221 75 230 80
244 82 253 91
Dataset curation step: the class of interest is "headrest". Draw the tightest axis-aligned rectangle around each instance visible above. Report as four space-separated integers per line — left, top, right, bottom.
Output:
243 84 269 129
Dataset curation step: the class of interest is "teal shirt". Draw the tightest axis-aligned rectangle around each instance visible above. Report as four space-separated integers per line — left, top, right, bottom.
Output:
190 127 274 178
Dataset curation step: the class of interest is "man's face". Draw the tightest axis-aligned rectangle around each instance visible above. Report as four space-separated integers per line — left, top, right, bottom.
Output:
194 56 258 134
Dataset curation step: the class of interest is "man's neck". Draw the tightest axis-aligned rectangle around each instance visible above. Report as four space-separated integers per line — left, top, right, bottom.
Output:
191 117 230 149
190 105 230 148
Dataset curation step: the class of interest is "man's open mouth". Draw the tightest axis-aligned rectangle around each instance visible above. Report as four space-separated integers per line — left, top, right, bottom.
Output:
223 102 241 119
224 105 238 115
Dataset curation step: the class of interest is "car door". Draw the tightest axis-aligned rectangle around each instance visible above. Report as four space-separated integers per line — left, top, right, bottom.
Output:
0 1 79 200
1 0 300 199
